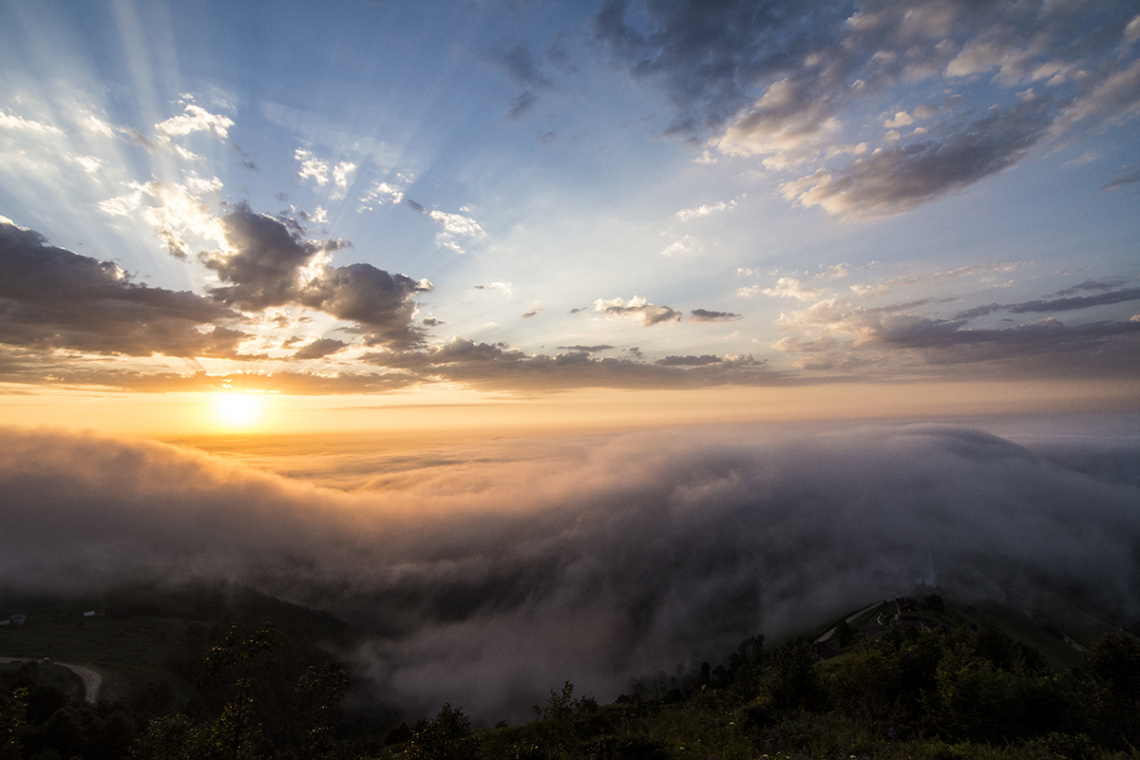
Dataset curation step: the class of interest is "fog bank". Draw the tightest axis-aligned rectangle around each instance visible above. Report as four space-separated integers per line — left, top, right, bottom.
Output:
1 424 1137 721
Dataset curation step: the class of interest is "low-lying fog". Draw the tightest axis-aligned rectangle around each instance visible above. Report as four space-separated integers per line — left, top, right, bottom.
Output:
2 420 1137 723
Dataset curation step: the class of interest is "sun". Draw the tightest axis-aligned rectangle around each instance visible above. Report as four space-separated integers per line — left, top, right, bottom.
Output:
212 392 265 430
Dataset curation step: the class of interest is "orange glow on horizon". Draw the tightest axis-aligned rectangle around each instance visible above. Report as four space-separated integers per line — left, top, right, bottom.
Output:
0 378 1137 441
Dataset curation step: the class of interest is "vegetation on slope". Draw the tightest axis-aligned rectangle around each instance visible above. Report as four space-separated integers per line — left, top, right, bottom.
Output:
2 586 1140 759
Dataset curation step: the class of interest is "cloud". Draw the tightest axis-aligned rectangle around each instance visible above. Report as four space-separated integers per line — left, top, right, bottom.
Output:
99 177 227 260
202 204 432 346
781 97 1055 217
0 108 65 136
2 424 1138 722
675 197 739 222
772 291 1140 379
954 287 1140 320
0 222 248 358
155 103 233 139
488 40 555 119
292 337 348 360
596 1 1140 216
660 235 699 257
295 149 330 186
474 281 513 298
362 341 775 391
594 295 682 326
295 149 356 196
141 100 234 160
426 209 487 254
655 354 723 366
359 181 405 209
689 309 741 322
556 345 613 353
849 262 1022 296
761 277 821 301
592 0 844 136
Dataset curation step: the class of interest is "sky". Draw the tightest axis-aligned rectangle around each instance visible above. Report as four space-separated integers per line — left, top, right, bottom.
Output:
2 0 1140 725
0 0 1138 435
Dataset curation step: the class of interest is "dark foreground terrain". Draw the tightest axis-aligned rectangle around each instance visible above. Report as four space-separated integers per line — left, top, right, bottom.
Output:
2 582 1139 759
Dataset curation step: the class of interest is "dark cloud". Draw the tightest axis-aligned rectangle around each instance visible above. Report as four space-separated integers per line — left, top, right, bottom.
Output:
204 205 431 347
877 317 1140 377
689 308 741 322
490 41 554 90
655 355 722 366
488 38 565 119
0 222 249 358
596 1 1140 214
783 97 1055 216
1052 279 1129 297
363 341 775 390
592 0 843 136
775 292 1140 378
1 424 1137 722
292 338 347 360
203 204 345 310
953 287 1140 320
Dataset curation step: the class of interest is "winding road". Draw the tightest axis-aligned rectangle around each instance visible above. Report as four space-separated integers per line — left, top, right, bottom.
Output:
0 656 102 703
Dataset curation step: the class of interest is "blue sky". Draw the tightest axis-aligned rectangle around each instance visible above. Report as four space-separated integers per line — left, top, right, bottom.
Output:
1 0 1138 403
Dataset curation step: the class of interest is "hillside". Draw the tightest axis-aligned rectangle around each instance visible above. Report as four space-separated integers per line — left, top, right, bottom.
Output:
1 583 1138 759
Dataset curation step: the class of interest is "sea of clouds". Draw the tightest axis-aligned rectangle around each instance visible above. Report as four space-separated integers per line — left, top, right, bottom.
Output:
1 422 1137 722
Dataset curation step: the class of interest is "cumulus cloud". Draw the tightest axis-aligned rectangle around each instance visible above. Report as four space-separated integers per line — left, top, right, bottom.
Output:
99 176 226 260
0 222 248 358
594 295 682 326
426 209 486 254
761 277 821 301
202 204 432 346
2 424 1137 722
295 149 330 186
155 102 233 139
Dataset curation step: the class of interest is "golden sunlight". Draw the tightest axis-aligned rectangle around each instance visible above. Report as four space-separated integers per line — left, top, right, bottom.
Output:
211 392 265 430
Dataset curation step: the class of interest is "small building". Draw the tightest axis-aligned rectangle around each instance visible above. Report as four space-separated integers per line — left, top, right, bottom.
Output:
894 597 922 627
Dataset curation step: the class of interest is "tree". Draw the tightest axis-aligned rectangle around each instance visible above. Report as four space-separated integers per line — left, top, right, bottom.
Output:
1084 630 1140 748
404 703 472 760
0 688 27 760
767 637 825 713
196 622 284 760
293 661 349 758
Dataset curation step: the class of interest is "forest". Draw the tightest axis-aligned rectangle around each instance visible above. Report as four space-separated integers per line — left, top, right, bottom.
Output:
1 587 1139 759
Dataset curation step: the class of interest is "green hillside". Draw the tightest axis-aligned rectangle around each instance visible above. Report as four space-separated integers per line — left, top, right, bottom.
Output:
1 585 1138 759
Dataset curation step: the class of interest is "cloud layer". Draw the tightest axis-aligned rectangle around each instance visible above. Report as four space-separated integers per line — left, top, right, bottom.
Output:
596 0 1140 216
1 424 1137 722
